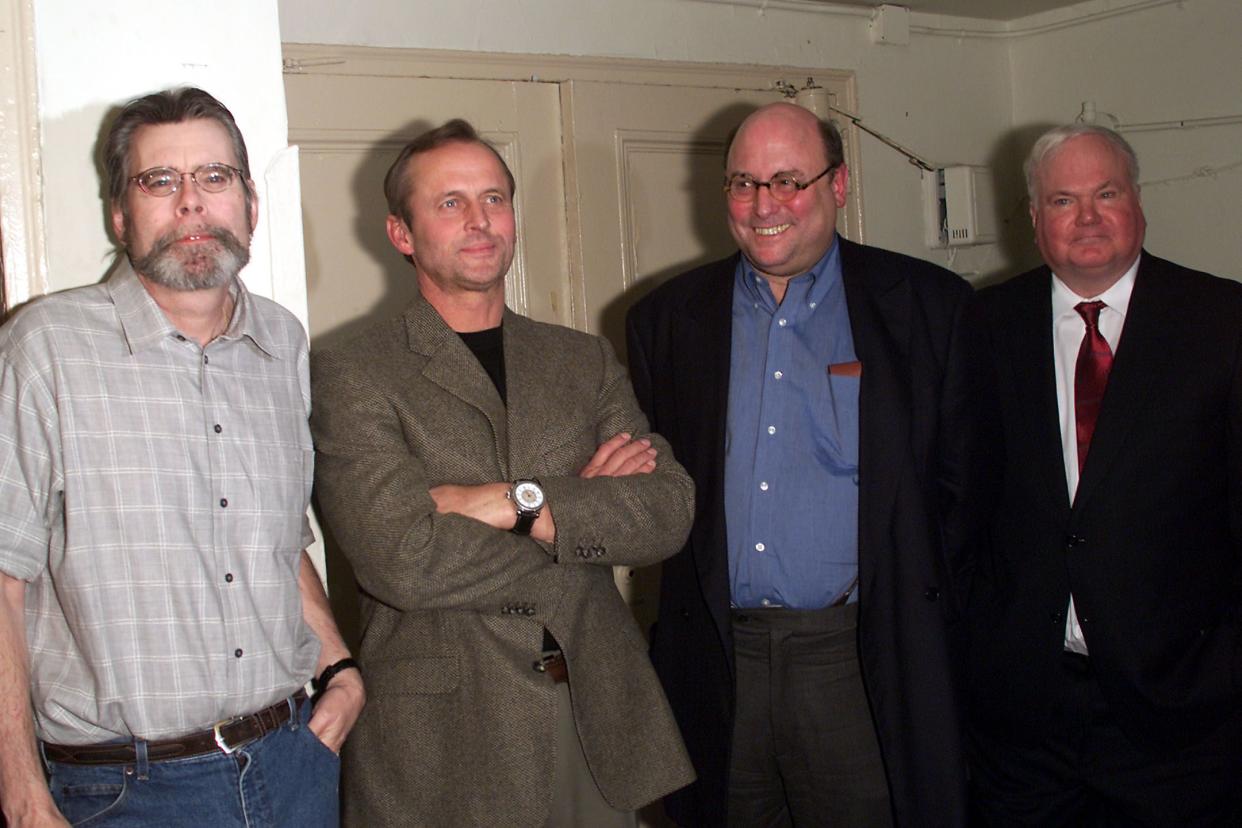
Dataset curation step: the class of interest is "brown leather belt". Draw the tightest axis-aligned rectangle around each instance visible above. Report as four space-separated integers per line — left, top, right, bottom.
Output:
42 690 306 765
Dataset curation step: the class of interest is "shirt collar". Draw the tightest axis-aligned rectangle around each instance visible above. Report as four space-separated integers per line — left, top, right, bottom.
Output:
737 235 841 312
1050 252 1140 321
106 256 278 358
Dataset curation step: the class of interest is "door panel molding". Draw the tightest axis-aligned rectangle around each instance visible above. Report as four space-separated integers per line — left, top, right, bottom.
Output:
0 0 47 312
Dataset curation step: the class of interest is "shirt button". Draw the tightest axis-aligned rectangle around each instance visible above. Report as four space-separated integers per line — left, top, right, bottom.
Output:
225 573 234 583
213 424 222 434
767 425 776 435
203 355 210 365
219 498 228 508
809 301 817 309
760 598 772 607
234 648 243 658
778 318 788 327
759 481 769 491
773 370 783 380
755 542 765 552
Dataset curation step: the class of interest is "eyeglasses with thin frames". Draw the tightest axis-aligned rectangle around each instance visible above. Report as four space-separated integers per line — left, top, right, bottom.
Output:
723 165 837 203
128 163 244 198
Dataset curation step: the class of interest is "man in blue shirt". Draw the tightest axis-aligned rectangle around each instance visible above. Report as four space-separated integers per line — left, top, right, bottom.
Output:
626 102 978 827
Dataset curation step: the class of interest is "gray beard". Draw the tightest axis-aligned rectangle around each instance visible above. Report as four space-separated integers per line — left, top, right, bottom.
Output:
129 226 250 292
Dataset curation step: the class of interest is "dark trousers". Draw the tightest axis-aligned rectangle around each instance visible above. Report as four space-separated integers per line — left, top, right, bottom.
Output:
727 603 892 828
970 654 1242 827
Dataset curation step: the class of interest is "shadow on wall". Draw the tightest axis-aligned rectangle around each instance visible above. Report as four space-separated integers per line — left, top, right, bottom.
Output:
979 121 1060 288
597 100 755 363
308 118 433 651
303 118 432 353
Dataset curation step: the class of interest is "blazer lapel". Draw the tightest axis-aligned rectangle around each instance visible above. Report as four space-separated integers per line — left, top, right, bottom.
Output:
678 258 736 640
404 296 510 476
840 239 911 571
500 312 559 480
1073 255 1165 510
1001 270 1073 516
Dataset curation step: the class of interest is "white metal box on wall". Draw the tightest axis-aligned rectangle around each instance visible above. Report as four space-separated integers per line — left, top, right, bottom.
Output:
923 164 997 247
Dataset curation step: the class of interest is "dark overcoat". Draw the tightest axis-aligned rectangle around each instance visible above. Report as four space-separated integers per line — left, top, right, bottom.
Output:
625 238 976 827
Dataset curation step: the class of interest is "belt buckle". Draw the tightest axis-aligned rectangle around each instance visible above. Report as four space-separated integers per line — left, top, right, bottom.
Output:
212 716 245 754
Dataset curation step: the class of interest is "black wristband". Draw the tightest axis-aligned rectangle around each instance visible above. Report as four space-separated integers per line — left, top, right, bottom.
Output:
312 657 359 701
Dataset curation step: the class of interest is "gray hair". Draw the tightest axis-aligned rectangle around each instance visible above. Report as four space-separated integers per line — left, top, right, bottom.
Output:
103 87 254 219
1025 124 1139 203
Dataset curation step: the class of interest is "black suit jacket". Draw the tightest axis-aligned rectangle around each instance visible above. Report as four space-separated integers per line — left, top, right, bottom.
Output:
626 238 977 827
969 252 1242 751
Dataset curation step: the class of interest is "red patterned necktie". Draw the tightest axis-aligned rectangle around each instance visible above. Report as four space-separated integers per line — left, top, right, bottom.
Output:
1074 300 1113 473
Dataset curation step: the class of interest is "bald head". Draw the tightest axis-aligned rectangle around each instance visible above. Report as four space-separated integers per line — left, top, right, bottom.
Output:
724 102 849 287
727 102 844 173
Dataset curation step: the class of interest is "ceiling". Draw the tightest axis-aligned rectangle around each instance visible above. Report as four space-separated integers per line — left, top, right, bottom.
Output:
803 0 1090 21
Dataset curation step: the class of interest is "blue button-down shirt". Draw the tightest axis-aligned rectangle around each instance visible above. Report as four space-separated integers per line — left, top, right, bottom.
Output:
724 240 860 609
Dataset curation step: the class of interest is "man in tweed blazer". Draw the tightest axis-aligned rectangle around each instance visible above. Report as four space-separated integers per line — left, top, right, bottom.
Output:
310 119 695 827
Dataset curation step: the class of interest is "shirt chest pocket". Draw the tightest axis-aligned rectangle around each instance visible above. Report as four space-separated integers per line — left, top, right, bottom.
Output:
809 374 860 474
240 443 312 549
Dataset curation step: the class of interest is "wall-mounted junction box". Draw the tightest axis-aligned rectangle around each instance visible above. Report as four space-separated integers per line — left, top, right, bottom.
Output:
922 165 997 248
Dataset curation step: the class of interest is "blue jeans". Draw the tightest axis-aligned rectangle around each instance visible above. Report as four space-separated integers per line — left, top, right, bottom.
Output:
44 696 339 827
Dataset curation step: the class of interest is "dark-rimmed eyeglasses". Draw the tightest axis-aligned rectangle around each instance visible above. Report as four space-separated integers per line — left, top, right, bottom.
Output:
128 163 243 198
723 165 837 203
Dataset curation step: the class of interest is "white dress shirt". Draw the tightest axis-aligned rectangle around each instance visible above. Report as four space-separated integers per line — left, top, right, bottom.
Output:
1051 255 1139 654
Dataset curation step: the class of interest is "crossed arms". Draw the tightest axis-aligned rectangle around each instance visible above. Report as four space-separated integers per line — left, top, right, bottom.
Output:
309 328 695 615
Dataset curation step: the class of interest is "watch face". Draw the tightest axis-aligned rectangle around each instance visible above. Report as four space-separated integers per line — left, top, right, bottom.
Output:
513 480 545 511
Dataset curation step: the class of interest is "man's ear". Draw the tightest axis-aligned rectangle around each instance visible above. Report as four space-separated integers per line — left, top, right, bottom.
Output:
111 203 127 245
386 214 415 256
830 163 850 209
247 179 259 233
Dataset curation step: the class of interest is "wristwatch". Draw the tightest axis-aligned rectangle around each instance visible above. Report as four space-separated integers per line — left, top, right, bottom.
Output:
507 478 545 536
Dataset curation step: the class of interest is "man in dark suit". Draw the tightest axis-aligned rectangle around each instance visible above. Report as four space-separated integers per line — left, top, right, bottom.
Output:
969 124 1242 825
625 101 975 827
311 119 695 827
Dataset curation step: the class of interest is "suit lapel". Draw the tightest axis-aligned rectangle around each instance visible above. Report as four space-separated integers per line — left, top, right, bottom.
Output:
1000 270 1073 516
501 312 558 480
677 258 735 637
840 239 911 567
404 296 510 476
1073 255 1166 510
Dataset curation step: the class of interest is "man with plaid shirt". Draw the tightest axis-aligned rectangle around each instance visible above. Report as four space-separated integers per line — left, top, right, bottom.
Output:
0 87 363 827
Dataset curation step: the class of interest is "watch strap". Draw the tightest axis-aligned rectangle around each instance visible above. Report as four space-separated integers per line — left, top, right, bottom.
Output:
512 511 537 536
312 657 360 702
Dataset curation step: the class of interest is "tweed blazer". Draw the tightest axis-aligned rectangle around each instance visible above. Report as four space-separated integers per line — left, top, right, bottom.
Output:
311 294 696 827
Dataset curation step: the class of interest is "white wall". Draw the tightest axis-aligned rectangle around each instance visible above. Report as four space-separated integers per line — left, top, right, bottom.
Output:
278 0 1015 282
32 0 307 313
1008 0 1242 280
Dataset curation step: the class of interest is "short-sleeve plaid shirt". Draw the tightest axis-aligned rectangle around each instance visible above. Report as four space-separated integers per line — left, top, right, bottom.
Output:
0 259 319 743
